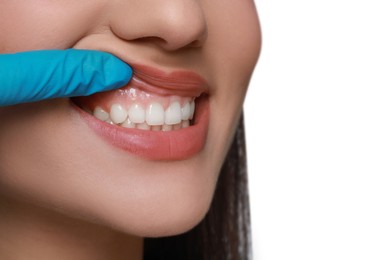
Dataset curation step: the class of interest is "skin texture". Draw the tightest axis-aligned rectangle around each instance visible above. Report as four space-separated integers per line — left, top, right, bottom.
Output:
0 0 261 259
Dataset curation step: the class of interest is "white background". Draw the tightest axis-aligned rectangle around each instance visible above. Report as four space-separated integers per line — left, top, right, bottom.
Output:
245 0 390 259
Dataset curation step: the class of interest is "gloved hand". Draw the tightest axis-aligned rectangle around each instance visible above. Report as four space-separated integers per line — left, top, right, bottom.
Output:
0 49 132 106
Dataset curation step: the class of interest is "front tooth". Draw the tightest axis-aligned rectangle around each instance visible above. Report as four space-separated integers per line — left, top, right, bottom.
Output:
146 102 165 126
165 101 182 125
110 104 127 124
93 106 109 121
190 100 195 120
128 103 145 123
181 102 191 121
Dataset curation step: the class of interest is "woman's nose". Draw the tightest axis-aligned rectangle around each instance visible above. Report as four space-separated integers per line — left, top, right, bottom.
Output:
108 0 208 51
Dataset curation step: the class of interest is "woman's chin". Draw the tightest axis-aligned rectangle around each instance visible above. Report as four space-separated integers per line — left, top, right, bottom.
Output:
97 191 213 238
48 170 215 238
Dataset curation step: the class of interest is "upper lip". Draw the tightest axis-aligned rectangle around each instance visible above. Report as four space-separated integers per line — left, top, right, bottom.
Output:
126 64 209 97
73 42 209 96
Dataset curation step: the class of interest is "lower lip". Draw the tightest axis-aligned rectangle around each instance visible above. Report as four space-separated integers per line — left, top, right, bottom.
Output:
72 96 209 161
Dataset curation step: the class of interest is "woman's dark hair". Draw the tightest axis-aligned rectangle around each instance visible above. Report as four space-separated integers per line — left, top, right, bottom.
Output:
144 113 251 259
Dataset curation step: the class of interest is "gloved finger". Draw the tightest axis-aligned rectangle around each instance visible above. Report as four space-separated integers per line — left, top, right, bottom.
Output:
0 49 132 106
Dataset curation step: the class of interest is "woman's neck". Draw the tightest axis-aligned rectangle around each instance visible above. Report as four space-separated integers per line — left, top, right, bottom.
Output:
0 194 143 260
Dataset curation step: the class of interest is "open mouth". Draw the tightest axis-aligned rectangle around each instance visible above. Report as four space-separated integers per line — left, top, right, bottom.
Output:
73 64 208 131
73 83 198 131
71 64 210 160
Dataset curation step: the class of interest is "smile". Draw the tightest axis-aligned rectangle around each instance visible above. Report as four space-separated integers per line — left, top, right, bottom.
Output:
72 64 210 161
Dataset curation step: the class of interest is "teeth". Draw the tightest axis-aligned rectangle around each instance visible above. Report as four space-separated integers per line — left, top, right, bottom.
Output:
110 104 127 124
121 118 136 128
182 120 190 128
137 122 151 130
94 106 109 121
173 123 182 130
151 125 162 131
162 124 173 131
89 99 197 131
146 102 165 126
128 103 145 124
165 101 182 125
190 100 195 120
105 119 114 125
181 102 191 121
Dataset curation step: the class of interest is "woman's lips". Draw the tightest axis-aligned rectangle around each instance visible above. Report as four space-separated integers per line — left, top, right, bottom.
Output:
73 65 210 161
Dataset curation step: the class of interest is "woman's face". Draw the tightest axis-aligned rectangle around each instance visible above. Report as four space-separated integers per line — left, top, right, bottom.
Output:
0 0 260 237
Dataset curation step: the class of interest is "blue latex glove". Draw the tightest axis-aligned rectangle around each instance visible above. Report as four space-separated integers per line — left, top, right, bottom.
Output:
0 49 132 106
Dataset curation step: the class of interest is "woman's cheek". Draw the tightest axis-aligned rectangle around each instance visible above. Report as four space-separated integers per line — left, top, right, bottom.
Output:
0 2 105 52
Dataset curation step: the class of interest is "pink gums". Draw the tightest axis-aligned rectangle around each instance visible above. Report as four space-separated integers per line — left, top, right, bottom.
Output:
76 84 194 112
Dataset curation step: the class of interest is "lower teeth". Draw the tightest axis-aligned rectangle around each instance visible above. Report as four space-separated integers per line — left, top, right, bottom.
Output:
102 118 191 131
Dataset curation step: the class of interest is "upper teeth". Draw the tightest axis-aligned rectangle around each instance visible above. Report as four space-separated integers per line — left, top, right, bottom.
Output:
92 100 195 131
